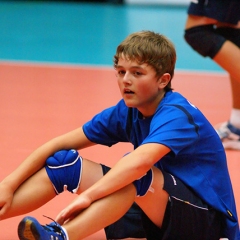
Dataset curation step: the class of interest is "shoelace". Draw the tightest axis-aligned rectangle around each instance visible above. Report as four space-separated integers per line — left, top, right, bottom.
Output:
42 215 66 240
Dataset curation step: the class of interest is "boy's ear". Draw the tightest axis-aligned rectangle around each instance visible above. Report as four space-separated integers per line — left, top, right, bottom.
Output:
159 73 171 88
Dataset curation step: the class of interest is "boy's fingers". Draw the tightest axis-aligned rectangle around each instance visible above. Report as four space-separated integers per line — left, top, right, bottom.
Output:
56 203 84 225
55 210 67 224
0 204 9 219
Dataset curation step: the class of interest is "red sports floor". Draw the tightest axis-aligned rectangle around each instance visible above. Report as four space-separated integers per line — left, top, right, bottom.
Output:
0 62 239 239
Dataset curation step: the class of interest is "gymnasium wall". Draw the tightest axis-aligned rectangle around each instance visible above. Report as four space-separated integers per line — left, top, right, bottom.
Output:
125 0 189 5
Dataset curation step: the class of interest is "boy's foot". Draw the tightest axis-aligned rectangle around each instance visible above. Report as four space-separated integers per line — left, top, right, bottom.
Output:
18 216 67 240
215 122 240 150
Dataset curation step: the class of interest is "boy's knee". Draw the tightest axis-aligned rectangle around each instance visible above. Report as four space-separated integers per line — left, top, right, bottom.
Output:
133 169 154 197
45 149 82 194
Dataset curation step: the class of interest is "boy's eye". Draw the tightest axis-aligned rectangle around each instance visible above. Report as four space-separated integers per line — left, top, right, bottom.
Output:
118 70 125 75
116 70 143 77
134 71 142 76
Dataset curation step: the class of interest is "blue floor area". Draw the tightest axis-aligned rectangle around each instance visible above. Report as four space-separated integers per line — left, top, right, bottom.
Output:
0 1 223 72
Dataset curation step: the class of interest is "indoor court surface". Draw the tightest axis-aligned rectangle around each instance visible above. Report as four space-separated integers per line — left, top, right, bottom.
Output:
0 1 239 239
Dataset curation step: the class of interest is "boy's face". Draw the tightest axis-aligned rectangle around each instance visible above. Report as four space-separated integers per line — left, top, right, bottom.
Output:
115 55 168 117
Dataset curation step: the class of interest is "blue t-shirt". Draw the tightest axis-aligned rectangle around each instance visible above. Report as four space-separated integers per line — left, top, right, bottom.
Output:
83 90 240 239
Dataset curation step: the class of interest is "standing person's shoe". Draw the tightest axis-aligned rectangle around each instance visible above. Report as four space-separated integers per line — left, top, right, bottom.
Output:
215 122 240 150
18 216 67 240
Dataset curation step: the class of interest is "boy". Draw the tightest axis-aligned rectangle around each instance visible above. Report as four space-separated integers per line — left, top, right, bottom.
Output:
0 31 239 239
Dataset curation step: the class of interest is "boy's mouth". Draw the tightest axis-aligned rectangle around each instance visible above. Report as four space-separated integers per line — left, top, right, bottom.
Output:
124 89 134 94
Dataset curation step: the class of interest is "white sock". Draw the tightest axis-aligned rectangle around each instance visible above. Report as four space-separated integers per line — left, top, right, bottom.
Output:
61 226 69 240
229 108 240 129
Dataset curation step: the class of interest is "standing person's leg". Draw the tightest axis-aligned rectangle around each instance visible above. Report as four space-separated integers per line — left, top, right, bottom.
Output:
184 18 240 149
229 76 240 131
230 76 240 112
213 25 240 91
213 28 240 149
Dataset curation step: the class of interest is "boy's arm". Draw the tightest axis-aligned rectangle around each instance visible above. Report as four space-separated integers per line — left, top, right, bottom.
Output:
0 127 94 207
56 143 170 223
86 143 170 199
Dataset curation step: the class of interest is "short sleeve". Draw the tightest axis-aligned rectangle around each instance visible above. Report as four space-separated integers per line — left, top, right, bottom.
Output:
142 104 199 155
83 100 130 146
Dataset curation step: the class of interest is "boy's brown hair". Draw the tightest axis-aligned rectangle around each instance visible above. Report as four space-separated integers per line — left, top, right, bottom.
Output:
114 31 176 90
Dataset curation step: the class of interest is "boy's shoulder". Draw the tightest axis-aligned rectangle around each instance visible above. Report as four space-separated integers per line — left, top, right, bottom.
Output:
161 91 189 106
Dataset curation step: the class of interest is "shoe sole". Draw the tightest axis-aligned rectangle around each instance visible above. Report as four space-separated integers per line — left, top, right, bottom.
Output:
18 218 41 240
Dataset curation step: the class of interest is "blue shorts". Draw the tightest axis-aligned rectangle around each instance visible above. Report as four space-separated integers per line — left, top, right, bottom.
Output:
101 165 224 240
188 0 240 25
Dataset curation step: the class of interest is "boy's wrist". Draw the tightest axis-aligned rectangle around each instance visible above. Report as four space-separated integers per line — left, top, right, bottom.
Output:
1 176 20 192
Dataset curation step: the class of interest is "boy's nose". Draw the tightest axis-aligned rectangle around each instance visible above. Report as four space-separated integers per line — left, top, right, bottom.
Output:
123 72 132 83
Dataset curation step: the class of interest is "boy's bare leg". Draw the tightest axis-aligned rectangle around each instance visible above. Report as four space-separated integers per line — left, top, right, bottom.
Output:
1 169 56 219
135 166 168 228
64 184 136 240
4 158 168 239
1 158 103 220
63 167 168 240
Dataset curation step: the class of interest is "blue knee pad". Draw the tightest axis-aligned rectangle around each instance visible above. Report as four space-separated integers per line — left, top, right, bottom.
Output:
133 169 154 197
45 149 82 194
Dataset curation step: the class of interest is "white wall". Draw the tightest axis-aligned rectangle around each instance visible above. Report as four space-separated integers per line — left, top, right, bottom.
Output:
125 0 190 5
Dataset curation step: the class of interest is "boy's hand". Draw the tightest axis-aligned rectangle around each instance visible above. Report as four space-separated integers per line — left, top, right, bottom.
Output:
55 193 92 225
0 183 14 219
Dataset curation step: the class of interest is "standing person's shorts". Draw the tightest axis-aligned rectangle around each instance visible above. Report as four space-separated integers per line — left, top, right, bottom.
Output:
187 0 240 25
101 165 224 240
